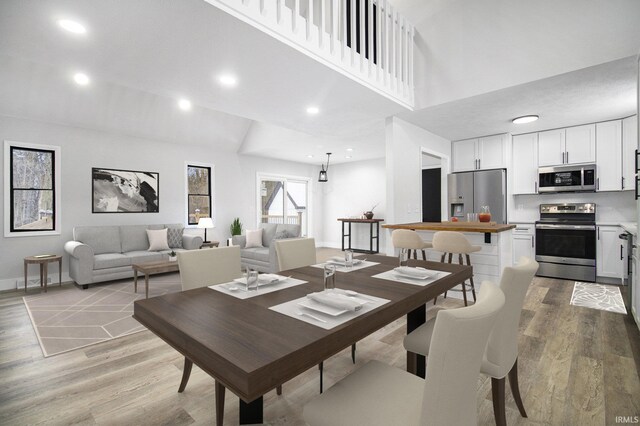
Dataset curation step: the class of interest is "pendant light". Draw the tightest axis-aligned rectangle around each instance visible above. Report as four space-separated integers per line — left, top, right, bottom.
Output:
318 153 332 182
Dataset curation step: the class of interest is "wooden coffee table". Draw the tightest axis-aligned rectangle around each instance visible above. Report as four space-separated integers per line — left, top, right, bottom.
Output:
132 260 180 299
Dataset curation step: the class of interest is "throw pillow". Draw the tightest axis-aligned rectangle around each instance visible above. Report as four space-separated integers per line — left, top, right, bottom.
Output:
274 230 295 240
245 229 264 248
147 228 170 251
167 227 184 248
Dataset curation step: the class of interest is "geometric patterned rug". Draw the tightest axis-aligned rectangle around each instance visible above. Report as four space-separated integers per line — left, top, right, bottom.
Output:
23 272 182 357
570 281 627 314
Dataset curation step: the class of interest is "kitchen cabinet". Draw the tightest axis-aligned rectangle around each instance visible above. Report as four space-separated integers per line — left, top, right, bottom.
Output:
452 134 507 172
512 133 538 194
596 225 624 279
622 115 638 191
596 120 622 191
538 124 596 167
512 224 535 263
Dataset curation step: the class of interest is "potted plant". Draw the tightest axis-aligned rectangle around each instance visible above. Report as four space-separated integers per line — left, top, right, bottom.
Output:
229 218 242 246
169 250 177 262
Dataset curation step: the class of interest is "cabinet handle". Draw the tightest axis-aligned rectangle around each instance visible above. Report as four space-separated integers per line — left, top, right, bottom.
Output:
597 227 600 240
478 158 481 169
535 181 538 193
566 151 569 163
562 152 565 163
622 176 625 190
621 245 624 260
532 236 534 248
596 178 599 191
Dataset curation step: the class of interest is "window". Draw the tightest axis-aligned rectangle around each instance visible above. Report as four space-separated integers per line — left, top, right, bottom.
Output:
257 173 310 236
4 141 61 237
186 164 213 225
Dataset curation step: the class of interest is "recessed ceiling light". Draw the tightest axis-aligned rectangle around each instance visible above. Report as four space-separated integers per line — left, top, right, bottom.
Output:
307 155 314 158
345 155 352 159
58 19 86 34
512 115 539 124
218 74 238 87
73 72 90 86
306 106 320 115
178 99 192 111
346 148 354 152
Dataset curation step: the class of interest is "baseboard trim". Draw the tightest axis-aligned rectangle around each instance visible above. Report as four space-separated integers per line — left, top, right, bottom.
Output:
0 274 73 292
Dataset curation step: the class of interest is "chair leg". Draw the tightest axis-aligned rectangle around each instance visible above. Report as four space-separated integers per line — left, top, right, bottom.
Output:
421 249 427 260
491 377 507 426
443 253 453 299
459 254 469 306
466 254 477 302
508 359 528 418
276 385 282 395
215 380 226 426
406 351 417 375
412 249 418 260
319 362 324 394
178 357 193 393
351 343 356 364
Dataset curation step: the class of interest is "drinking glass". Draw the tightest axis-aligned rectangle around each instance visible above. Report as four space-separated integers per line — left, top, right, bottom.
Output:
323 264 336 290
398 249 409 267
345 249 354 269
246 269 259 292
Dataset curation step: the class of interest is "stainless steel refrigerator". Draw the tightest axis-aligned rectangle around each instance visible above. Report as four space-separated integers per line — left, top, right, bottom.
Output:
447 169 507 224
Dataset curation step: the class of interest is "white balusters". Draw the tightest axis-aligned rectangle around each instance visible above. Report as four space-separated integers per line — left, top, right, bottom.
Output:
320 0 326 47
307 0 313 41
293 0 300 33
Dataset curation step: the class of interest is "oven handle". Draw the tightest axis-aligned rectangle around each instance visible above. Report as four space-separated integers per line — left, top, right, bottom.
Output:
535 224 596 230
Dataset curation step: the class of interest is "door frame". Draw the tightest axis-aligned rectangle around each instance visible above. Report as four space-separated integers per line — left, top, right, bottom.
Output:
256 172 312 236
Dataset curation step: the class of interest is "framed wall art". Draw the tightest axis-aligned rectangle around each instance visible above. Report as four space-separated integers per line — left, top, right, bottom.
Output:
92 167 159 213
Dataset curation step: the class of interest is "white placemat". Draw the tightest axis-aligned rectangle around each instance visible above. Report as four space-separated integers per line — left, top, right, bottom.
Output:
372 269 451 286
269 289 390 329
310 260 379 273
209 277 308 299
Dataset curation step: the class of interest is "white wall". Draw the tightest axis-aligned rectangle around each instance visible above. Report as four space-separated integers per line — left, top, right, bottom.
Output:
385 117 451 254
319 158 386 249
511 192 637 224
0 115 322 290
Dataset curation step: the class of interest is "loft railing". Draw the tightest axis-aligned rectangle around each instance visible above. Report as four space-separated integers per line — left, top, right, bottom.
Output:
204 0 415 109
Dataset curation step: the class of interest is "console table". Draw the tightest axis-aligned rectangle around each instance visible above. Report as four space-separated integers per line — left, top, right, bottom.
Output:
337 218 384 254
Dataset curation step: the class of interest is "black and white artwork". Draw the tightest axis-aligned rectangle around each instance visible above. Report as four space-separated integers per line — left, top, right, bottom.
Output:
92 168 159 213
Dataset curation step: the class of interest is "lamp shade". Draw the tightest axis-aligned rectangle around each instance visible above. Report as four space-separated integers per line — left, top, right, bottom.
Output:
197 217 214 229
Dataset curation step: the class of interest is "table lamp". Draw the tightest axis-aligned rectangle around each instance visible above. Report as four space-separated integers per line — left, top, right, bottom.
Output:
197 217 214 243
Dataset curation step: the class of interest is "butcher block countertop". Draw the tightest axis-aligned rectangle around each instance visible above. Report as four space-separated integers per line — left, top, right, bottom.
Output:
382 222 516 233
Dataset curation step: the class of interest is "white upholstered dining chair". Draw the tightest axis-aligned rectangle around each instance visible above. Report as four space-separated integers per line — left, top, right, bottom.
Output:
403 257 539 426
303 281 505 426
391 229 433 261
274 237 317 271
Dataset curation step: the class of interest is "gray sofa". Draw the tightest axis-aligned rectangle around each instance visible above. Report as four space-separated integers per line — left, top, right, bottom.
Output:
232 223 301 272
64 224 203 288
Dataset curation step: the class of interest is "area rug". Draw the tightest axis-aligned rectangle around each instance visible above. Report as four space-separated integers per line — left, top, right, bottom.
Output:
23 273 182 357
570 282 627 314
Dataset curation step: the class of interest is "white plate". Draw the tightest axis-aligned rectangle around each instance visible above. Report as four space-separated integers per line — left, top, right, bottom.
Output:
297 300 348 317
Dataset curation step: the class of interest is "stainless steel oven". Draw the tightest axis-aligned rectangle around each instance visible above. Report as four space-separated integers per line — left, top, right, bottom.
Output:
538 163 596 193
535 203 596 282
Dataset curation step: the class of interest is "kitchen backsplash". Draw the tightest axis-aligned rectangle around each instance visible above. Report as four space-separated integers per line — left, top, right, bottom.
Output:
510 191 636 223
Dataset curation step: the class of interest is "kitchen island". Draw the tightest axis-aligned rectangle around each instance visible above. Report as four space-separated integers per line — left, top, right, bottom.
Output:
383 222 515 296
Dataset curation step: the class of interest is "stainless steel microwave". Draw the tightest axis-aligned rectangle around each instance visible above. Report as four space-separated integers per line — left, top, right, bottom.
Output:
538 164 597 193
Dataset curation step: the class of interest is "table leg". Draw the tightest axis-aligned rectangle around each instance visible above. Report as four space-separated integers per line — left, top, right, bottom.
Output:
59 258 62 287
369 222 373 253
43 261 48 293
24 261 28 293
348 222 352 250
407 304 426 378
134 270 138 293
215 380 225 426
376 222 380 253
145 274 149 299
341 221 345 251
239 396 263 425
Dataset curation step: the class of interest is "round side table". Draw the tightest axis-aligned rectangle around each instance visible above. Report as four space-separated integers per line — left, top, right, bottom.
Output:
24 255 62 293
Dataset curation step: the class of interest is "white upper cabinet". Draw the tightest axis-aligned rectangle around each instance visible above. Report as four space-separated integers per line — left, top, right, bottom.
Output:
452 135 506 172
622 115 638 191
537 129 565 166
452 138 478 172
596 120 622 191
512 133 538 194
565 124 596 164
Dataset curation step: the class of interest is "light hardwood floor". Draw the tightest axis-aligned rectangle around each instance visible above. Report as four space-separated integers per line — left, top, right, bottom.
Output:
1 253 639 425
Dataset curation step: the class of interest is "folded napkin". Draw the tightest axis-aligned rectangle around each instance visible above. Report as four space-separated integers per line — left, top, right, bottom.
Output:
306 291 362 312
328 256 362 266
393 266 433 279
258 273 285 284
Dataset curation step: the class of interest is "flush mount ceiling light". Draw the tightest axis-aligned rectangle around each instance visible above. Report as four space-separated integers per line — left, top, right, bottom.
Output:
57 19 86 34
307 155 314 158
178 99 192 111
73 72 90 86
345 155 352 159
318 152 332 182
512 115 539 124
346 148 353 152
306 106 320 115
218 74 238 87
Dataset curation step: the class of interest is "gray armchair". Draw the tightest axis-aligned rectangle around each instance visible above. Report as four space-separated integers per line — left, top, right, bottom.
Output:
232 223 302 272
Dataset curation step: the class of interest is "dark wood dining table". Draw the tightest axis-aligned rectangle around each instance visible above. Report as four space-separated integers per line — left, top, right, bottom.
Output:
133 254 472 425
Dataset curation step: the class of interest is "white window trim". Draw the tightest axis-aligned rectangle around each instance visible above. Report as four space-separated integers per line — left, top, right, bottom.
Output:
255 172 312 237
184 161 215 228
4 140 61 238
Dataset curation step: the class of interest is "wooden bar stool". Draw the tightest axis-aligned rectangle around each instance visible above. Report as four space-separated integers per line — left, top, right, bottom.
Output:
391 229 432 261
432 231 480 306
